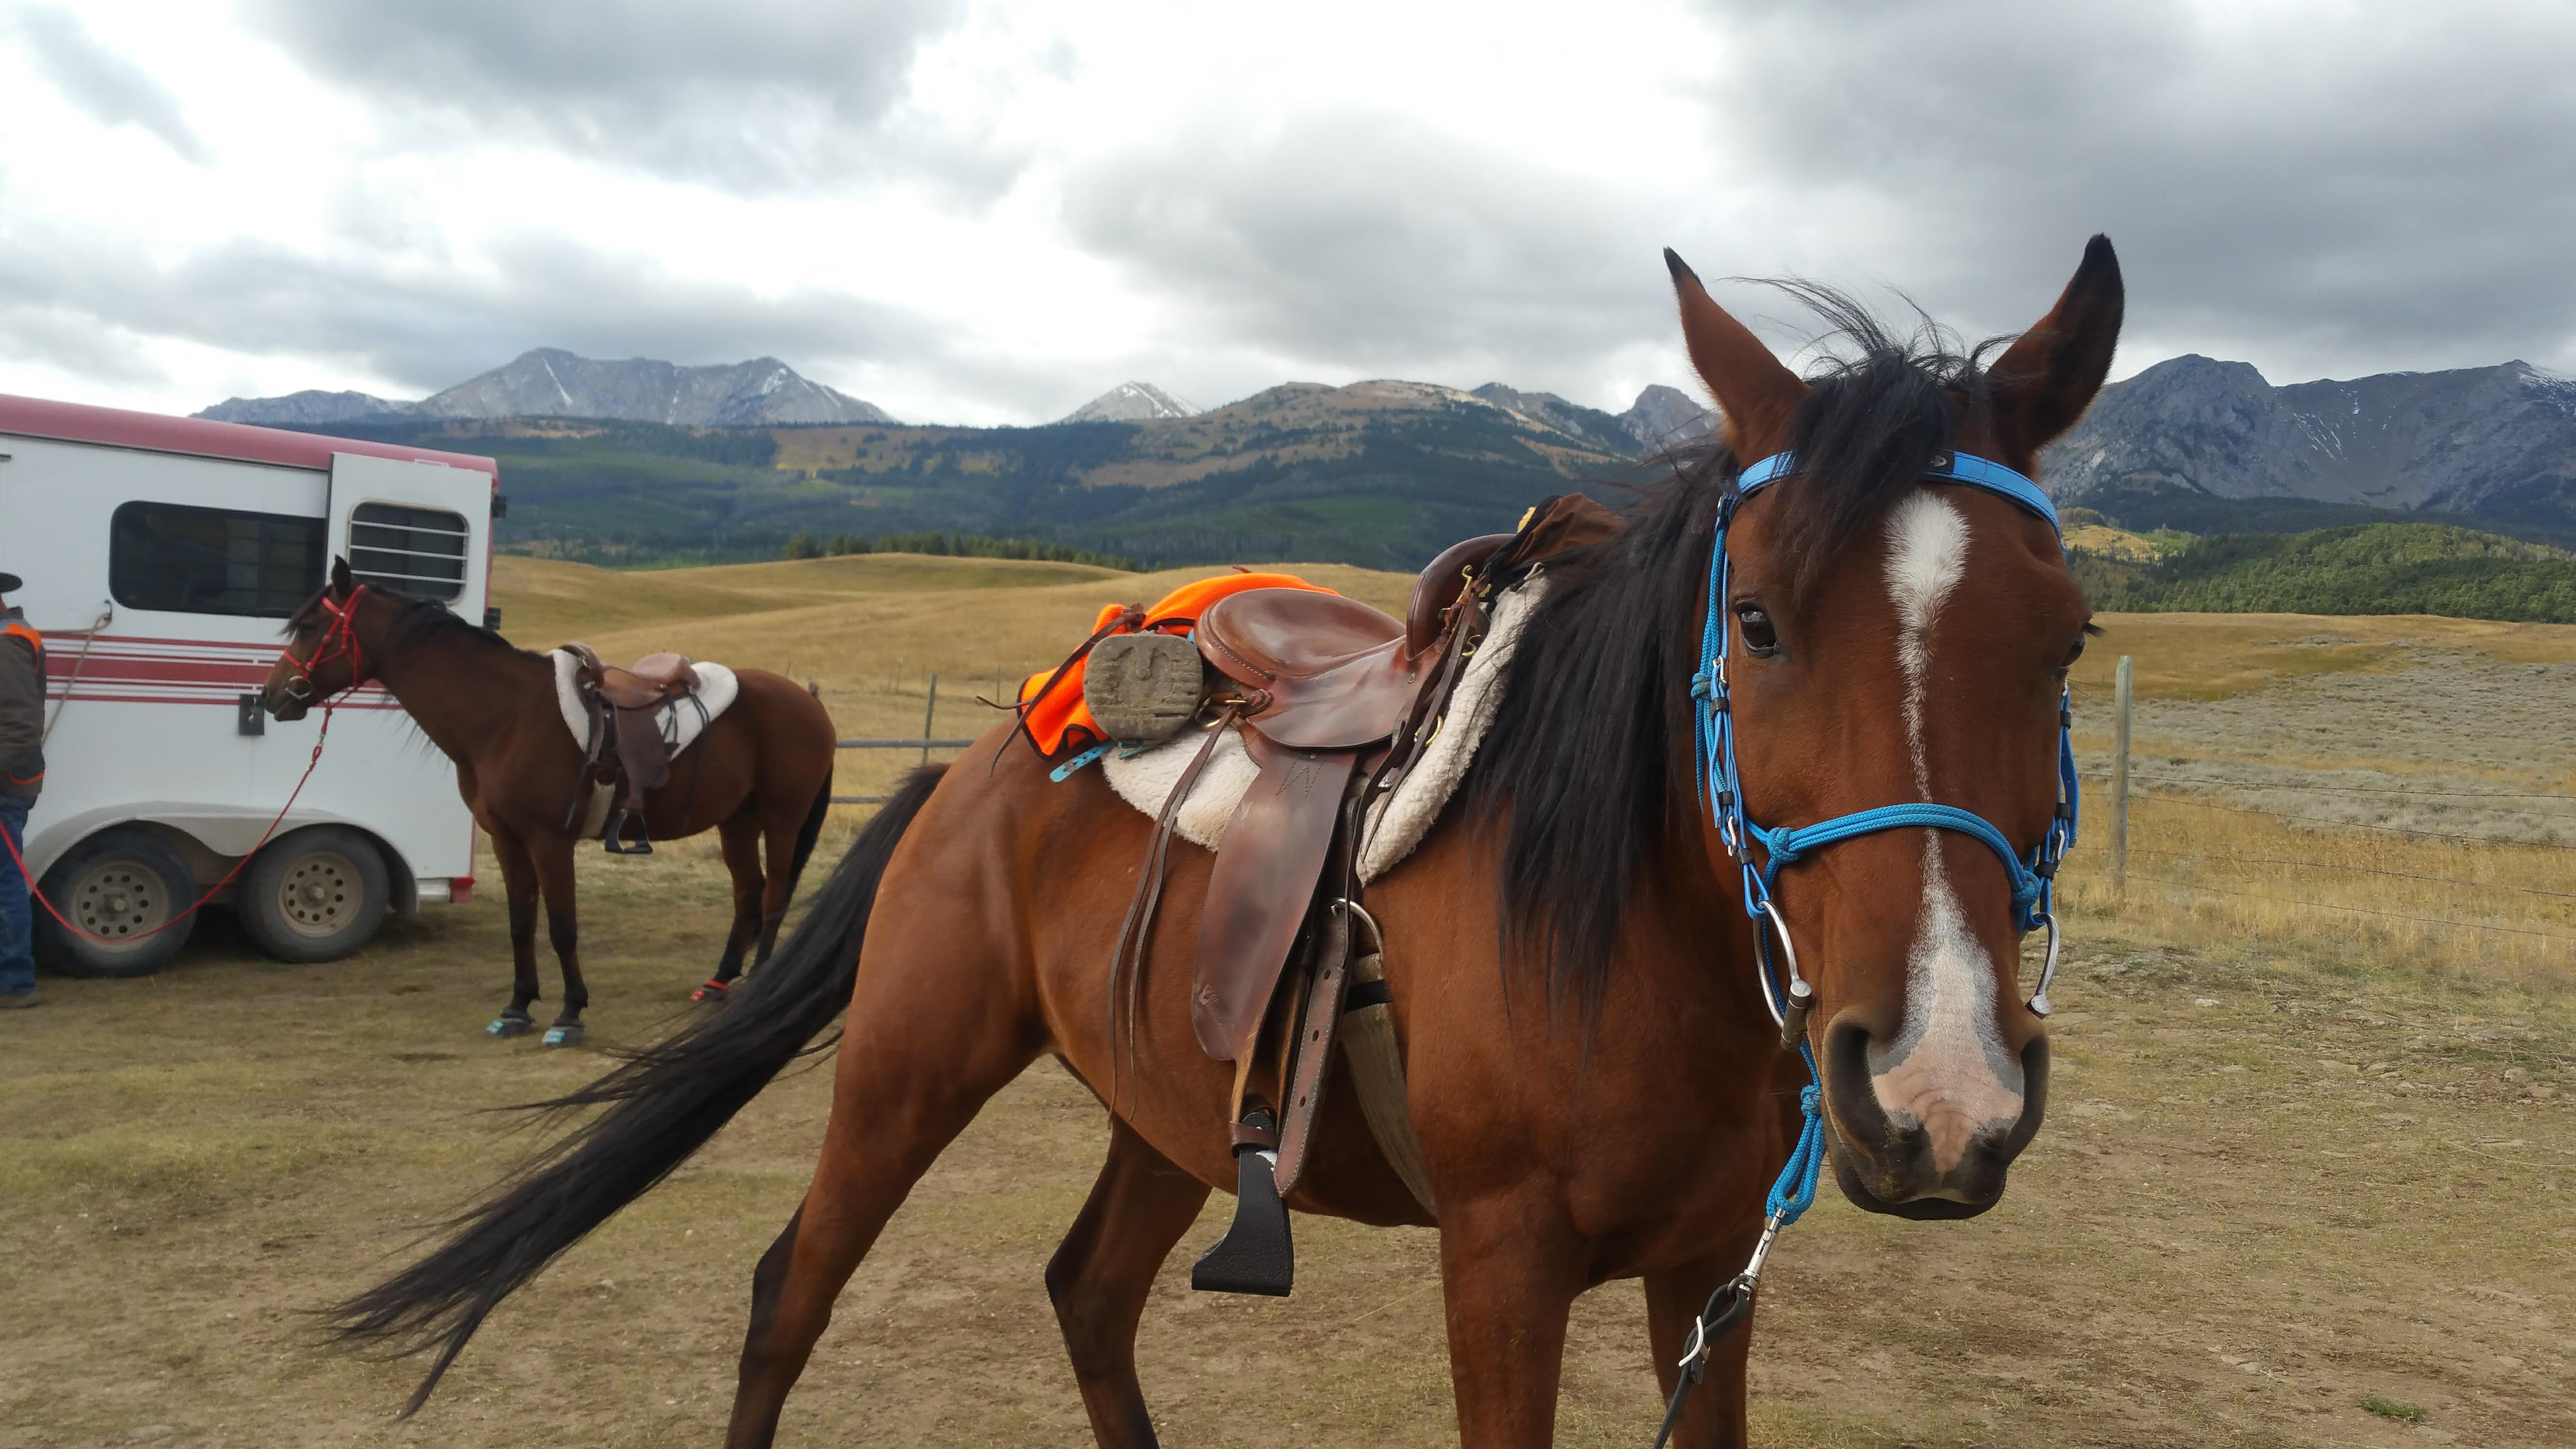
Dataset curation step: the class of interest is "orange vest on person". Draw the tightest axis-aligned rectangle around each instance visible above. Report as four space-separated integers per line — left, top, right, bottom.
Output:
1 617 44 793
1015 572 1334 756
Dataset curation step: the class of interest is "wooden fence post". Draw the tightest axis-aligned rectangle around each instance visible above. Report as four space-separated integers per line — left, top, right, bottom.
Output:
921 674 939 768
2111 654 2133 898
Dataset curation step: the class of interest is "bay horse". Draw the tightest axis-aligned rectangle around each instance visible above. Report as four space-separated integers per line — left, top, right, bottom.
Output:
329 236 2123 1445
261 561 840 1044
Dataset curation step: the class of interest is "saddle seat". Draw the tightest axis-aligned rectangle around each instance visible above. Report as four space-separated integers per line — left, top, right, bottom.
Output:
1195 590 1416 751
594 651 702 709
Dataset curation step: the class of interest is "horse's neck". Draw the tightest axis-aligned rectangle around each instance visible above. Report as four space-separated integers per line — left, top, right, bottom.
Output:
369 625 547 760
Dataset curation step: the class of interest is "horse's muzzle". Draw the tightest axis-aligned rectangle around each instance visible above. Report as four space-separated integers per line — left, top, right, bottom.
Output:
263 682 311 722
1818 1018 2049 1219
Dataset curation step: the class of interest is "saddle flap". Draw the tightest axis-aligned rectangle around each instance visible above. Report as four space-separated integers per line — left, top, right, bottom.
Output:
1191 730 1361 1062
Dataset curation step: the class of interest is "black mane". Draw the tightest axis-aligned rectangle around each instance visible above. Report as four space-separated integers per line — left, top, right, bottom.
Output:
284 583 533 663
1465 289 2002 1014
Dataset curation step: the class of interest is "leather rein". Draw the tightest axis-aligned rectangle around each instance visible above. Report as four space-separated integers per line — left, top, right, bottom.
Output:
1653 450 2079 1445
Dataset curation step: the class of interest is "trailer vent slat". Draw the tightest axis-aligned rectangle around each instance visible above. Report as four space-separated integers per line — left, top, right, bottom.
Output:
348 502 469 602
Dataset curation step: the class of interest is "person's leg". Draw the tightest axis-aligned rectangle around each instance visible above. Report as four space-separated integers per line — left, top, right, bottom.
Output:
0 797 37 1000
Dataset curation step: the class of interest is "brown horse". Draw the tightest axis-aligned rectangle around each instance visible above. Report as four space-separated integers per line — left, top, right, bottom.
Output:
328 236 2122 1445
262 560 840 1044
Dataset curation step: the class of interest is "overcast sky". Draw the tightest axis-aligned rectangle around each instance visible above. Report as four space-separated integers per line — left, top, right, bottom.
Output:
2 0 2571 425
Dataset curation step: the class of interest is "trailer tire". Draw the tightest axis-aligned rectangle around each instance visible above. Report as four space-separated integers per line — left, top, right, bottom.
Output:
239 827 390 964
32 827 199 979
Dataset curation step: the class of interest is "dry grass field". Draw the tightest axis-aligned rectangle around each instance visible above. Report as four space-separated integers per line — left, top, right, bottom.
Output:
3 557 2572 1448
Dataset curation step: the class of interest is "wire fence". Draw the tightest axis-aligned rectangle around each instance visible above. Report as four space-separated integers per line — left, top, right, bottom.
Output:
2075 657 2576 968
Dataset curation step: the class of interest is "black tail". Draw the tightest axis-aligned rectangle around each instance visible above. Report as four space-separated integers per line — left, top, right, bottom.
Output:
326 764 946 1415
783 767 833 895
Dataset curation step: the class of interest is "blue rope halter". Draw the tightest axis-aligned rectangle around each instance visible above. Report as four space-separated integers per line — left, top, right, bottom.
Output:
1655 449 2078 1442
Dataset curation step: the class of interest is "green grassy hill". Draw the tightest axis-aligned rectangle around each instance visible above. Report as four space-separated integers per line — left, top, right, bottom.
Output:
2072 522 2576 622
315 381 1643 572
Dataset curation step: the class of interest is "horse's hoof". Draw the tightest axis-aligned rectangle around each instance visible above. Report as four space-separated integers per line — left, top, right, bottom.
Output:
487 1014 534 1038
689 979 730 1005
542 1023 586 1048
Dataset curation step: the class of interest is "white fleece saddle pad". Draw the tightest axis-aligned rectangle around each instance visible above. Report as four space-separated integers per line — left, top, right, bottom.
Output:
1101 576 1545 884
549 649 741 759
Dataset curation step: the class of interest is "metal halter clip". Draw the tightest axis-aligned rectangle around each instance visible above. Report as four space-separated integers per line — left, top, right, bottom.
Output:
1751 902 1808 1047
2025 910 2061 1017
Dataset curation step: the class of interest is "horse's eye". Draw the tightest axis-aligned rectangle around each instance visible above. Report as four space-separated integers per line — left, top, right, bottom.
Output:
2060 636 2087 675
1735 603 1780 656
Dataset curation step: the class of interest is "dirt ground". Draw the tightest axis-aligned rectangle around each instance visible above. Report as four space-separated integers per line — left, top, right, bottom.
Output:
4 574 2573 1447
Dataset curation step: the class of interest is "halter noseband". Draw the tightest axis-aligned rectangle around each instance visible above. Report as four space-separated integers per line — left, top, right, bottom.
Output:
280 586 374 703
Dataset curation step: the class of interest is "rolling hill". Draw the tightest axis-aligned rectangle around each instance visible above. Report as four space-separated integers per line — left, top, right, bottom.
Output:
2069 522 2576 623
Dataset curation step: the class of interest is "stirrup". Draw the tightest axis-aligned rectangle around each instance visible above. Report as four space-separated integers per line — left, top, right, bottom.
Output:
602 808 654 855
1191 1110 1294 1296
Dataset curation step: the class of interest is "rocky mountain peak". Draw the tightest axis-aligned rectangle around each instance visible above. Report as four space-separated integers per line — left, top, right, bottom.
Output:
1062 382 1201 423
194 350 897 428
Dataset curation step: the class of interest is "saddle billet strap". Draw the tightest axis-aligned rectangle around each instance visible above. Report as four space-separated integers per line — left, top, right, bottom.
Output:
1364 570 1491 809
1105 703 1241 1109
1270 750 1381 1197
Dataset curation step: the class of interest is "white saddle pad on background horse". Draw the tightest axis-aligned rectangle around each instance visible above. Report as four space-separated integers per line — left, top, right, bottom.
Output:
1100 575 1546 883
548 650 741 759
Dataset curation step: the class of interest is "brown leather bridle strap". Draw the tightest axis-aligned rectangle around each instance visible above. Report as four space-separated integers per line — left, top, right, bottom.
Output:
1103 699 1242 1110
1011 602 1148 759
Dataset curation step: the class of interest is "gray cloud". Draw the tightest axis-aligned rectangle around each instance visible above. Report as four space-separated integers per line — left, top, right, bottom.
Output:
1686 0 2576 382
1045 1 2576 412
246 0 978 195
10 6 210 163
0 219 936 401
1060 110 1676 404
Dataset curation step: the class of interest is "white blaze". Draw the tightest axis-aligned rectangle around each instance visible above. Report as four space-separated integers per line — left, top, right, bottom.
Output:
1874 490 2018 1174
1884 491 1970 793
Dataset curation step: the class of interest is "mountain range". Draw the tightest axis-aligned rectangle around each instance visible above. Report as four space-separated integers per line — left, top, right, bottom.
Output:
208 344 2576 567
196 349 895 428
2041 356 2576 536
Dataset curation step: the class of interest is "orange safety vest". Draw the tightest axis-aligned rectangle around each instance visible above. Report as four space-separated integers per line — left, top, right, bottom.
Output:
2 618 44 791
1016 572 1334 756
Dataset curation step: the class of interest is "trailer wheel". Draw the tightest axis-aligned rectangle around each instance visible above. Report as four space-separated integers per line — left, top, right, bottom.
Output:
32 827 199 979
239 827 391 964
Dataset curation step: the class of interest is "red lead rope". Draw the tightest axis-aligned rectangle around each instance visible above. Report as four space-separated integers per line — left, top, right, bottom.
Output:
0 588 370 945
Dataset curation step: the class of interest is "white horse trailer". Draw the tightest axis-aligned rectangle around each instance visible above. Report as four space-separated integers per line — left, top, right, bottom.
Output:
0 394 496 976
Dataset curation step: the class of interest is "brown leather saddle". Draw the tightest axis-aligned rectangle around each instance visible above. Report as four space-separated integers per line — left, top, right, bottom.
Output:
560 644 711 855
1098 494 1619 1295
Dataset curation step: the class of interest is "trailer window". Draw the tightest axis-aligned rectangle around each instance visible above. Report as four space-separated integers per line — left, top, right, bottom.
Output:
348 502 469 601
109 502 325 617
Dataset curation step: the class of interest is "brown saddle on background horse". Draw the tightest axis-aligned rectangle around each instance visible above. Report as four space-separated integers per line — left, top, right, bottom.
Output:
1112 495 1616 1297
561 644 710 855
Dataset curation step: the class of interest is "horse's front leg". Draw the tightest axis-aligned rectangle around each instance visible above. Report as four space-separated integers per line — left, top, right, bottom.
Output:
483 825 543 1039
1641 1234 1762 1449
1439 1195 1587 1448
528 834 590 1047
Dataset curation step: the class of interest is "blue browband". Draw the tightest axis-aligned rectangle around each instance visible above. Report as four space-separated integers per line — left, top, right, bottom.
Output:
1734 447 2062 531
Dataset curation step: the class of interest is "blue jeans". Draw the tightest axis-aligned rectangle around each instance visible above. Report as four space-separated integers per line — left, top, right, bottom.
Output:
0 796 33 995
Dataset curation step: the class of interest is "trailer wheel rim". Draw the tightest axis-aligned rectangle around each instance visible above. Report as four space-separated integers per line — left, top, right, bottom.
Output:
67 860 174 951
274 850 363 939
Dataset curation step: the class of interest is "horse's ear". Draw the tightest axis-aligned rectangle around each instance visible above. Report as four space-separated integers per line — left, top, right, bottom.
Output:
329 556 354 597
1987 235 2125 456
1665 248 1807 460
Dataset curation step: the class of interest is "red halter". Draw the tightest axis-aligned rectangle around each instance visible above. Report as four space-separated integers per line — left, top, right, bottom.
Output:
279 585 373 703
